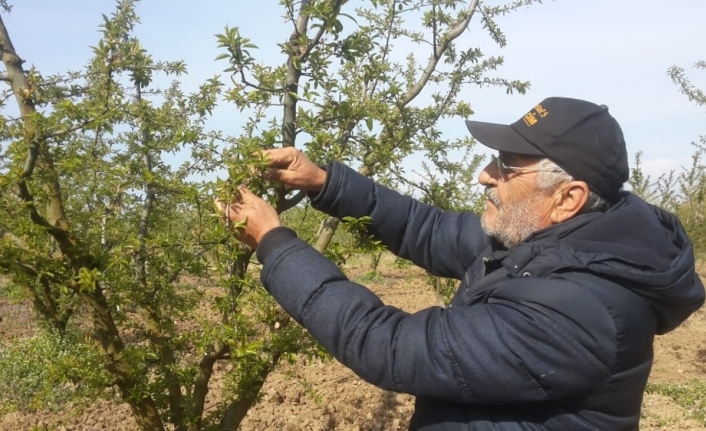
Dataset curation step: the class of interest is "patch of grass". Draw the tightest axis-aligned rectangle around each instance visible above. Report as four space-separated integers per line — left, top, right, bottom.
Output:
640 412 680 428
0 277 25 303
285 370 325 405
646 380 706 425
355 270 386 284
0 329 112 414
394 257 413 270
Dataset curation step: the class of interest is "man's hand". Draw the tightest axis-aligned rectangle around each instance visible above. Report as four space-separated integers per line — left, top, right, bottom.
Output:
263 147 327 192
214 187 281 249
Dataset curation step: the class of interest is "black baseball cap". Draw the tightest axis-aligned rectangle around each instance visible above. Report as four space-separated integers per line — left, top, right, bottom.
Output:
465 97 628 202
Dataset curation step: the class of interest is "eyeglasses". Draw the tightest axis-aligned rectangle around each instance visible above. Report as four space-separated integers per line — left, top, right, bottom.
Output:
491 154 562 180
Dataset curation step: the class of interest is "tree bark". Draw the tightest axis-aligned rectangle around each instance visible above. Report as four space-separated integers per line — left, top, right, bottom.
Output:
190 344 230 431
314 216 340 253
1 15 166 431
218 353 282 431
0 16 73 247
84 285 166 431
133 83 185 430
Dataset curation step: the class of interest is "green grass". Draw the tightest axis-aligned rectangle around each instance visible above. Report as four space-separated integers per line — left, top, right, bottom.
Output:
0 329 112 414
646 380 706 425
0 277 25 303
355 269 386 284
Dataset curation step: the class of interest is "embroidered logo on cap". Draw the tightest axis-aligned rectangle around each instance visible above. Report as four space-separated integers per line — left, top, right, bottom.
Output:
522 104 549 127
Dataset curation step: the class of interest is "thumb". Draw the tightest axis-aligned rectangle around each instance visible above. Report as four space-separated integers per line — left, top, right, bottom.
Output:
237 186 257 203
213 198 240 226
213 198 227 213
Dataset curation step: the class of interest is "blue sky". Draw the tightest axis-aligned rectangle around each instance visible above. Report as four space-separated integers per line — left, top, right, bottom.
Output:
4 0 706 181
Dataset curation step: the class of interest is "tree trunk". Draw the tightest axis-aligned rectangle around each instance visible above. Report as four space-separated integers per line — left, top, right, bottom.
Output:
314 216 340 253
84 286 166 431
218 353 282 431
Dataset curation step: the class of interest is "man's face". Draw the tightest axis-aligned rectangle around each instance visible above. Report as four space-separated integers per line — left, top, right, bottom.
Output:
478 152 557 249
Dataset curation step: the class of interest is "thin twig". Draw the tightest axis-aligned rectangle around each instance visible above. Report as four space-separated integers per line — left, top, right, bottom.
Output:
399 0 479 107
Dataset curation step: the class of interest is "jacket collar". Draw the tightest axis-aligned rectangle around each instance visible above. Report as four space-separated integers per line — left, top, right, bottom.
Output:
489 210 610 278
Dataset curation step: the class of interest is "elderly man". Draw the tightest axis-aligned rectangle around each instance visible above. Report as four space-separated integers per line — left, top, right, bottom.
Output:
216 97 704 430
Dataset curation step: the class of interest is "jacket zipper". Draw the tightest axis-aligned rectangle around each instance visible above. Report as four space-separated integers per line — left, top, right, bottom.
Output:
481 257 490 278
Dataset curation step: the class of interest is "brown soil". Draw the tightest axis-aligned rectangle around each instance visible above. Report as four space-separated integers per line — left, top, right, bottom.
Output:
1 257 705 430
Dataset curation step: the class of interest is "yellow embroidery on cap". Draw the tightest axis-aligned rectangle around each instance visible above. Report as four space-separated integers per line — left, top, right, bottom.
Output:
523 112 538 126
523 104 549 127
535 104 549 118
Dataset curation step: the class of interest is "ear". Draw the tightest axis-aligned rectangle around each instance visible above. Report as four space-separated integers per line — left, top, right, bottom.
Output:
550 181 590 224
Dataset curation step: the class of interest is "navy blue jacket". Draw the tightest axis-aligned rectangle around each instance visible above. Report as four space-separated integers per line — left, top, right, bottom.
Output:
256 162 705 430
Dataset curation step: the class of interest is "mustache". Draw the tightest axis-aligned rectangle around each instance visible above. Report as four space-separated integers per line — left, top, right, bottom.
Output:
485 187 502 208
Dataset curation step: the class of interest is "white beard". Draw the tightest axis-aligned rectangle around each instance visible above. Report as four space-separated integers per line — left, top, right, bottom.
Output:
480 187 547 249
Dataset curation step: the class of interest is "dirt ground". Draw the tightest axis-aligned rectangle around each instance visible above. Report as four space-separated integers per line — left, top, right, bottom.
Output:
1 256 705 430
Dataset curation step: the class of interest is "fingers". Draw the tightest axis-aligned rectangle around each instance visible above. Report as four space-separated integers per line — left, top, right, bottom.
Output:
261 148 297 168
214 185 251 201
213 199 226 213
213 186 281 249
266 167 293 183
235 186 258 204
233 148 323 191
213 198 236 229
213 187 252 221
214 198 236 216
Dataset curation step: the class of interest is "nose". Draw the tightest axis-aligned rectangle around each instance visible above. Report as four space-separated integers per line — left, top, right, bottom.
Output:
478 158 498 187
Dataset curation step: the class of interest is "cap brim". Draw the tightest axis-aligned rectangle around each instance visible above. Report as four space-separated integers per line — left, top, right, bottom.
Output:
465 120 544 156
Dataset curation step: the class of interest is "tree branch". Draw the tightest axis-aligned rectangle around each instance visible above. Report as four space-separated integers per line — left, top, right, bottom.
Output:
369 0 398 98
298 0 345 61
432 1 438 58
81 285 166 430
219 351 283 431
281 0 313 148
166 242 224 284
14 181 78 254
400 0 479 107
0 223 31 252
276 0 317 208
41 111 109 140
0 259 73 333
0 14 87 265
476 4 505 47
134 82 155 291
192 343 231 428
138 306 186 430
129 81 186 430
237 69 282 93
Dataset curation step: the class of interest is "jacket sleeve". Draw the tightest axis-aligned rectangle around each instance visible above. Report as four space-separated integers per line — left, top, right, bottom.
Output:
309 162 489 279
257 228 614 404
